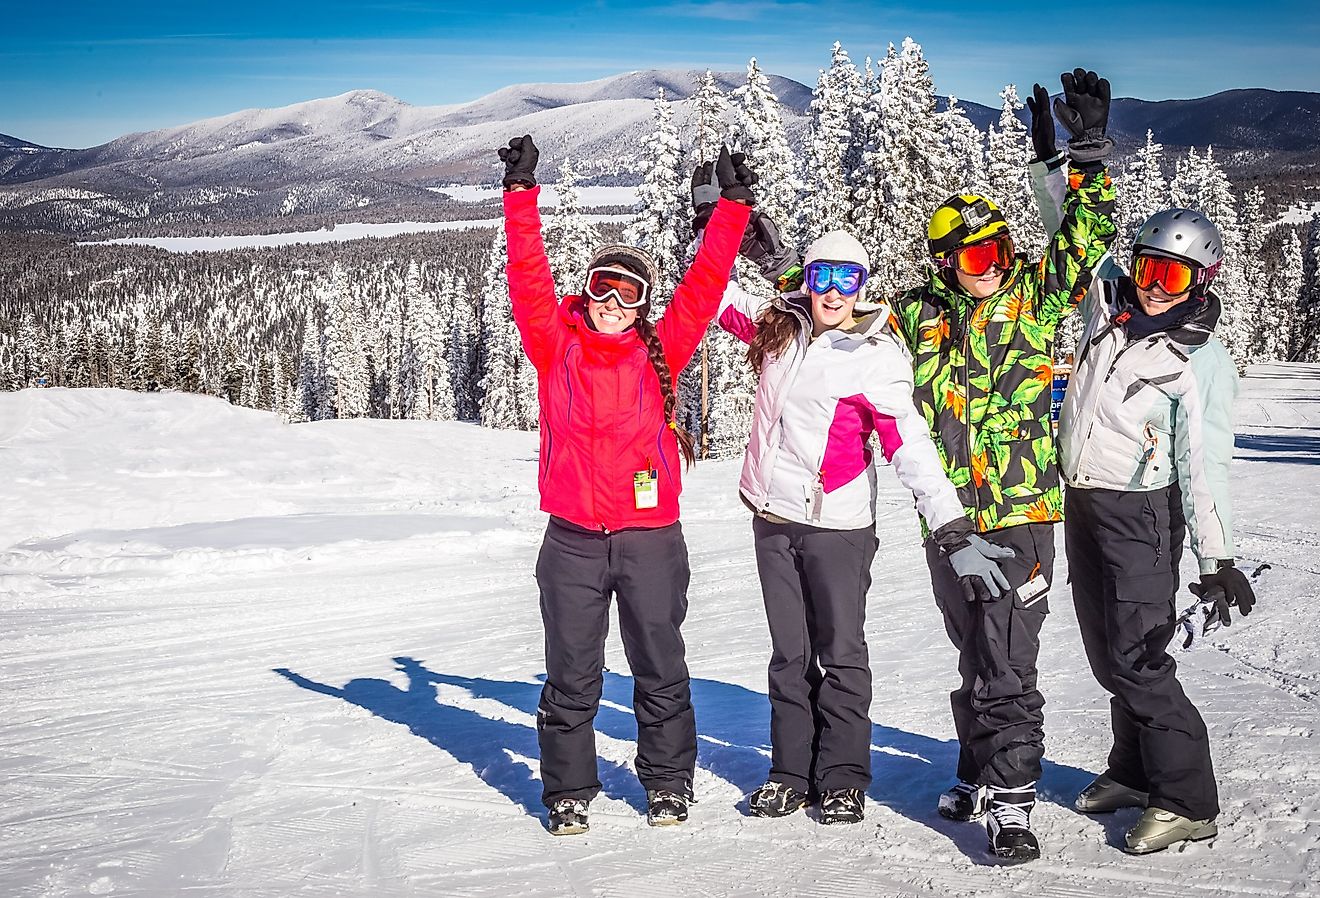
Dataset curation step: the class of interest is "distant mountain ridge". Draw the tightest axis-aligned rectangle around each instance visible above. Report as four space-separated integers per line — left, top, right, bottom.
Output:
2 71 1318 238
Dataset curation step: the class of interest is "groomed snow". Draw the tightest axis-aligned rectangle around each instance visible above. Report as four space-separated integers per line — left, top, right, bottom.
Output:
2 366 1318 897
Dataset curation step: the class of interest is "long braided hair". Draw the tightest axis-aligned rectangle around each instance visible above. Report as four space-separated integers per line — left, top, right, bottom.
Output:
632 316 697 467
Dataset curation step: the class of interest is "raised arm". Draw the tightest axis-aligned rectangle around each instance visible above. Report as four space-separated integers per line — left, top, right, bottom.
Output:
1033 69 1119 327
656 147 755 371
500 136 563 372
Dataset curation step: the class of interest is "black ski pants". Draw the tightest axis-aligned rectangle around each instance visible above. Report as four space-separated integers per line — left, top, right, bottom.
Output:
752 515 879 794
925 522 1053 789
1065 484 1219 821
534 517 696 807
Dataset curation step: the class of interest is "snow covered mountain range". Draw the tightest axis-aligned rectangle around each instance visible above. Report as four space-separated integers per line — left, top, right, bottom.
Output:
2 68 1317 238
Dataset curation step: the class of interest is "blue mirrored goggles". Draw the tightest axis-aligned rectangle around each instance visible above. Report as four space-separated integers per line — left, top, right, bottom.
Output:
804 261 868 297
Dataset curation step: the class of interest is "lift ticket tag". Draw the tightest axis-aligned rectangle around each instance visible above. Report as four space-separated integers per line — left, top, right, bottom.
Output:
634 469 659 510
1019 573 1049 607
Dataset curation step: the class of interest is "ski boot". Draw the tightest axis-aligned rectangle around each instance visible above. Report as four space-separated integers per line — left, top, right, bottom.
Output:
1124 808 1217 854
646 790 689 826
547 798 590 836
818 788 865 825
1075 773 1149 813
747 780 809 818
986 784 1040 863
938 781 989 822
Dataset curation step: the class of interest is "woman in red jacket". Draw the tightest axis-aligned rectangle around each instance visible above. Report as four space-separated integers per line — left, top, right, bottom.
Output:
499 135 755 836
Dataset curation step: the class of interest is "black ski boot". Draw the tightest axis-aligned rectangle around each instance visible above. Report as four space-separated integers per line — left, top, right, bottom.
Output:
547 798 590 836
938 781 989 822
646 790 689 826
818 788 865 825
986 784 1040 862
747 781 809 818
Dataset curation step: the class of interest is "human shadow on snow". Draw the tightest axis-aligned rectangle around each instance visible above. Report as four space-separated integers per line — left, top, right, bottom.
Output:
275 657 1097 862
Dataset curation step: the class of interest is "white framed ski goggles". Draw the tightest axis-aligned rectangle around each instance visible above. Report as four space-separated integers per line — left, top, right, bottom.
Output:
804 261 869 297
584 265 650 309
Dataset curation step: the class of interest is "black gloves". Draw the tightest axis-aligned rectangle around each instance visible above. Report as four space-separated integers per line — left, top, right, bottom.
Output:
740 211 799 283
1189 561 1258 626
1052 68 1113 167
1025 83 1058 164
498 134 539 190
932 519 1015 603
715 145 757 205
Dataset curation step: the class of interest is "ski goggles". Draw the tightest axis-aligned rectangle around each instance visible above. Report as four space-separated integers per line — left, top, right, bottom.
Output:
584 266 650 309
1131 253 1219 296
804 261 869 297
941 235 1015 277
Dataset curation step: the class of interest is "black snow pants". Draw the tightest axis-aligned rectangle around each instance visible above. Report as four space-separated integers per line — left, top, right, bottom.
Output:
534 516 696 807
925 522 1053 789
752 515 879 795
1065 484 1219 821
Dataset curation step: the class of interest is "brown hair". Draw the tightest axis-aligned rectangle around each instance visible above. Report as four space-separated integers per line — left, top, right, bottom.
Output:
633 317 697 467
746 304 802 374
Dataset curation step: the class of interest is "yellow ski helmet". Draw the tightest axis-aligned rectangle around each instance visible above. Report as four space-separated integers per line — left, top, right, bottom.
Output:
927 194 1010 259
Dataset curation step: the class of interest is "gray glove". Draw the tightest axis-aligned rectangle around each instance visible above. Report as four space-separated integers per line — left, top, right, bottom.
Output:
741 211 800 283
932 520 1014 602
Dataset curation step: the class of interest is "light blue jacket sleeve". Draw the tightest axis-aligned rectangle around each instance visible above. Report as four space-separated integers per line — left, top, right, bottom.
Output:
1174 340 1238 573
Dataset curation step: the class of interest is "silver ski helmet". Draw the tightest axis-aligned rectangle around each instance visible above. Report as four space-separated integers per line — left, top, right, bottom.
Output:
1132 209 1224 283
803 230 871 302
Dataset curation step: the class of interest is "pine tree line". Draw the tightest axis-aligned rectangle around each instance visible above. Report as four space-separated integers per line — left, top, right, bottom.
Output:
4 38 1319 440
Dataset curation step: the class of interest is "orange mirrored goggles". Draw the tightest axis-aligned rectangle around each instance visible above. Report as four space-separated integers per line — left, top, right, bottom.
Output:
584 266 650 309
1131 254 1217 296
945 235 1015 276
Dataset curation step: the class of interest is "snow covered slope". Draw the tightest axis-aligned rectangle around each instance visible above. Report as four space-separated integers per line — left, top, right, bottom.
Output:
2 368 1317 896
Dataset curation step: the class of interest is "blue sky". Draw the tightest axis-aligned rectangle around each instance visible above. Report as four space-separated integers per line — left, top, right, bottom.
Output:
5 0 1316 148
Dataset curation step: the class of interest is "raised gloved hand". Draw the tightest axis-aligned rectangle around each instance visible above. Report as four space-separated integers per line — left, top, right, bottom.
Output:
498 135 539 190
1025 83 1058 163
740 211 800 283
1052 68 1113 166
715 144 757 206
690 158 719 234
933 520 1015 602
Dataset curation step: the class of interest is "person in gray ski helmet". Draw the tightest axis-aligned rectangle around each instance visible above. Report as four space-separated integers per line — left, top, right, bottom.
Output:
1031 137 1259 853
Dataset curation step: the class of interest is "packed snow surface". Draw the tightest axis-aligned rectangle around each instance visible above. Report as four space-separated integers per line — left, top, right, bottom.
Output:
2 366 1318 896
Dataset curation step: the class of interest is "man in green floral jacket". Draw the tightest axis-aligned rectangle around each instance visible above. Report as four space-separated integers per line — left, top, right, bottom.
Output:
893 68 1117 862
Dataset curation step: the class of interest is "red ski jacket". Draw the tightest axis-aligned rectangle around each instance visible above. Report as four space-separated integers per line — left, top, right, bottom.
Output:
503 187 751 531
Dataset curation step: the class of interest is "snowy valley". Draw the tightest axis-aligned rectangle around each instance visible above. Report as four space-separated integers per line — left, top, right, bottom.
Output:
1 368 1318 897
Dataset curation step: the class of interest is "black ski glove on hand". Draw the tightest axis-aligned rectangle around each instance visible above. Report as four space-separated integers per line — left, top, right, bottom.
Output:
1052 68 1113 167
498 135 539 189
1025 83 1058 163
1179 562 1259 647
715 145 757 206
932 520 1015 602
690 159 720 234
740 211 800 283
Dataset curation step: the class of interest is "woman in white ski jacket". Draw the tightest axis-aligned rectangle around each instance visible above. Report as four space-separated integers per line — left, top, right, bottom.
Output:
1033 159 1257 854
715 230 1011 825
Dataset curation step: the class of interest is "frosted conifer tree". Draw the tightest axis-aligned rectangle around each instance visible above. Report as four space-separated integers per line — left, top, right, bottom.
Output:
624 89 687 309
938 97 987 197
544 157 601 295
691 70 733 163
849 44 898 273
985 84 1046 259
321 263 370 418
800 43 863 236
478 229 524 429
1265 230 1303 361
733 58 803 246
1117 130 1168 247
448 274 479 421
